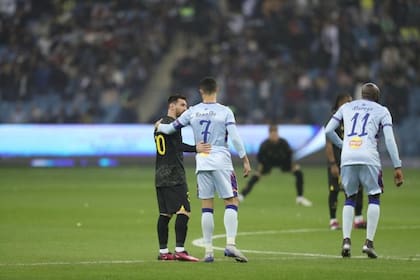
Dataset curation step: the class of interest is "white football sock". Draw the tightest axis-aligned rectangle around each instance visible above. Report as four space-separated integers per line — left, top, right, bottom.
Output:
201 212 214 252
342 205 354 239
159 248 169 254
354 215 364 223
367 203 380 241
175 247 185 253
224 207 238 245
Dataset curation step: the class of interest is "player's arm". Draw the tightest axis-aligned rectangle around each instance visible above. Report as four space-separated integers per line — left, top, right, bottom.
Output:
181 141 211 153
382 124 404 187
257 141 268 163
325 139 339 177
156 109 191 135
156 121 177 134
240 155 251 178
282 139 293 162
180 143 196 153
226 123 251 177
325 117 343 149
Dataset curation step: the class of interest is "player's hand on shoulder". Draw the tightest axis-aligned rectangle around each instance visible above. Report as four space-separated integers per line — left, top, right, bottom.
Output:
196 141 211 154
394 167 404 187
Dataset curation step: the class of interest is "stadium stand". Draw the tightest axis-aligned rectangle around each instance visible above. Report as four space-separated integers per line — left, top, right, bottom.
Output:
0 0 182 123
1 0 419 156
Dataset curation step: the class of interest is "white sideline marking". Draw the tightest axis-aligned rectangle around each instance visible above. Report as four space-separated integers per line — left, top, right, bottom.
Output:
1 226 419 267
0 260 146 267
192 226 420 261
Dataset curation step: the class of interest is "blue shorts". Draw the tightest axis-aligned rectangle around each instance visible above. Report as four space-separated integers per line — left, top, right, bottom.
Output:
341 165 383 196
196 170 238 199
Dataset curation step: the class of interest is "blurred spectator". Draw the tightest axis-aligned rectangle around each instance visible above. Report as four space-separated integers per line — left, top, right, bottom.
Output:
165 0 419 129
1 0 419 149
0 0 185 123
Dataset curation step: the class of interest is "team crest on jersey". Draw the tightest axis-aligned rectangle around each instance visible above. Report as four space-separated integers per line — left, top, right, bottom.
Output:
349 136 362 149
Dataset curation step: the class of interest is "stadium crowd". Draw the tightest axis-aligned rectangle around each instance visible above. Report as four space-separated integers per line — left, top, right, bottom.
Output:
0 0 183 123
1 0 420 155
167 0 420 156
169 0 420 125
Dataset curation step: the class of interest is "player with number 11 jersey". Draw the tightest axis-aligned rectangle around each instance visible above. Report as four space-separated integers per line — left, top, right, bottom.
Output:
331 99 400 168
325 82 403 259
333 99 401 166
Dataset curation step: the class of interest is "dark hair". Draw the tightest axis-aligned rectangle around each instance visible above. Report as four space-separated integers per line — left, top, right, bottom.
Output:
167 94 186 105
199 77 217 94
361 83 380 102
332 93 352 112
268 124 278 132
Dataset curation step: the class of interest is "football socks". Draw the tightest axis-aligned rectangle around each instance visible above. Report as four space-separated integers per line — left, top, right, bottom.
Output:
175 213 189 248
157 215 171 249
342 204 355 239
201 208 214 253
293 170 304 197
224 205 238 245
367 203 380 241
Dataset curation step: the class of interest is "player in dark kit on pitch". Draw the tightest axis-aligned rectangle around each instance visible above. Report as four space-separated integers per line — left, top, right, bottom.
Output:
154 95 210 261
239 124 312 206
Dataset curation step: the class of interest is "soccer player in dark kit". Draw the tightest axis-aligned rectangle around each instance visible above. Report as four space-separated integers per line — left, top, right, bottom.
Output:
154 95 210 261
239 124 312 206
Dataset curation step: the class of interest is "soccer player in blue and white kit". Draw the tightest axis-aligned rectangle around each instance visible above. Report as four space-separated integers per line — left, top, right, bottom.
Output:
325 83 404 258
155 77 251 262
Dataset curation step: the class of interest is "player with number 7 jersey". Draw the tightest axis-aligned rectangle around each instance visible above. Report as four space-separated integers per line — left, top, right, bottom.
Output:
156 77 251 263
171 103 239 172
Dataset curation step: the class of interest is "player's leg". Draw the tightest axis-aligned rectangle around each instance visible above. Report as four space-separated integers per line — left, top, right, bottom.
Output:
239 163 266 200
157 214 173 260
197 171 215 262
340 165 361 257
175 213 189 251
327 167 341 230
156 188 175 260
363 194 380 258
360 166 383 258
172 185 198 261
290 163 312 206
354 187 366 229
201 200 215 262
216 170 248 262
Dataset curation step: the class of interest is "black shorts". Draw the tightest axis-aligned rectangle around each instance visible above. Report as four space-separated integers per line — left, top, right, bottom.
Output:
259 161 292 174
156 184 191 215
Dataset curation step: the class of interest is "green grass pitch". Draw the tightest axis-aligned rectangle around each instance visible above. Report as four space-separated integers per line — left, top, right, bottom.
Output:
0 164 419 279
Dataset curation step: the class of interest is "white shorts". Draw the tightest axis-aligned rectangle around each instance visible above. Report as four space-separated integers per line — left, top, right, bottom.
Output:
341 165 383 196
196 170 238 199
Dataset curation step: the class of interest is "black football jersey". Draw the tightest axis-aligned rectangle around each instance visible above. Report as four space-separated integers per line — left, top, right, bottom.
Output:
154 116 195 187
257 138 292 165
